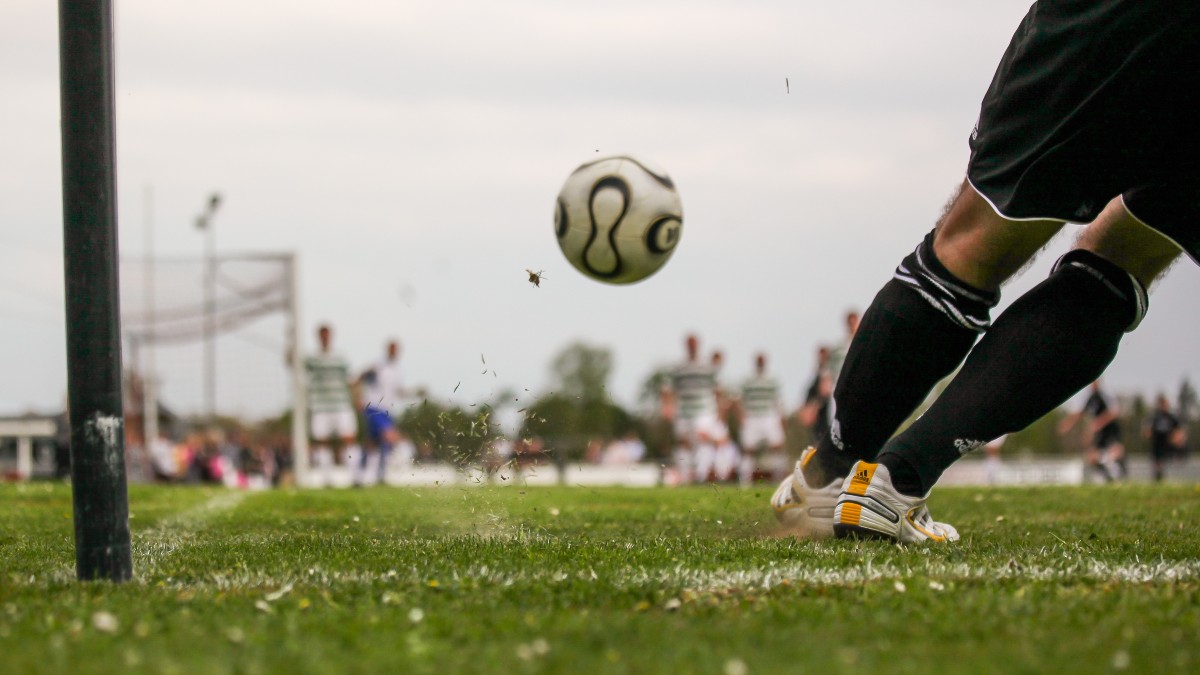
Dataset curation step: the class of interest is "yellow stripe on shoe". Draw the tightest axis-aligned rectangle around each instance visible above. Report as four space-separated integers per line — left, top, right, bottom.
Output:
800 446 817 469
839 502 862 526
907 509 945 540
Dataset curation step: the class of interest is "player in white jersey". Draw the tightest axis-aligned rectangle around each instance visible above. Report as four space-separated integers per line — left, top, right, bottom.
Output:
661 334 720 484
739 353 788 485
357 341 400 482
304 324 361 486
358 339 412 484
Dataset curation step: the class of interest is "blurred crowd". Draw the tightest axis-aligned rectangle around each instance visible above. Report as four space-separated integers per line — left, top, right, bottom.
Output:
98 309 1192 489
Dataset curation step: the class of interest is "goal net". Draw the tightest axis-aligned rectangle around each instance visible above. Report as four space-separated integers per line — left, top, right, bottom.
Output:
119 252 308 480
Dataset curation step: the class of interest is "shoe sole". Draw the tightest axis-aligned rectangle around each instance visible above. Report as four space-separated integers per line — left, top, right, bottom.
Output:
832 523 896 541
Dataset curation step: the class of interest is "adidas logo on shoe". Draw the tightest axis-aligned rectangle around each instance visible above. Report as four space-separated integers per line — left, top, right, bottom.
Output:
833 460 960 543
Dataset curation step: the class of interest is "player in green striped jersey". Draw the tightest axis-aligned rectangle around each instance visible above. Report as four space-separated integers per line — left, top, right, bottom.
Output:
304 324 361 486
661 334 720 484
739 353 787 485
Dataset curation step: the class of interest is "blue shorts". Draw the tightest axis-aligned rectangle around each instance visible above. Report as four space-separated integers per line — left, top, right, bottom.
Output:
363 404 395 444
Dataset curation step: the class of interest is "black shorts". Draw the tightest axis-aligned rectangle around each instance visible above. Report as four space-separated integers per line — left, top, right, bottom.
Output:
1150 440 1174 462
967 0 1200 262
1092 423 1122 451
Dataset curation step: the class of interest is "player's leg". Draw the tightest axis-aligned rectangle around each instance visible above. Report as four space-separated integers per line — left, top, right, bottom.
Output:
1085 442 1113 484
713 439 737 483
874 197 1180 499
309 412 337 487
335 408 362 483
672 420 695 485
1105 438 1128 481
803 181 1061 487
378 426 399 484
362 405 393 486
737 421 762 486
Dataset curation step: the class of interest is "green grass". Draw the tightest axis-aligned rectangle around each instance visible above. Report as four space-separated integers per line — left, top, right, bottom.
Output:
2 481 1199 674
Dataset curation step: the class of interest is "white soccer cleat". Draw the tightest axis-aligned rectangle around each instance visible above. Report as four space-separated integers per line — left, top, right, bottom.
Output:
833 460 959 543
770 447 841 538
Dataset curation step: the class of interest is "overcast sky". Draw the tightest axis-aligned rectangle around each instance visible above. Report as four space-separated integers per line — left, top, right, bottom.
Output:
2 0 1197 426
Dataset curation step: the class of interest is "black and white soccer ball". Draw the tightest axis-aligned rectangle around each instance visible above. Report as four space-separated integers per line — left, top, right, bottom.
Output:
554 156 683 284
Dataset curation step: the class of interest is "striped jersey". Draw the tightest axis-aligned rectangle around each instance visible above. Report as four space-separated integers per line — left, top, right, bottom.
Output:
305 353 353 413
671 362 718 420
827 341 849 385
741 375 780 417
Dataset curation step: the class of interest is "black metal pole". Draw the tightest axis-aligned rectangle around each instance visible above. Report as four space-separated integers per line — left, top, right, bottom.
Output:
59 0 133 582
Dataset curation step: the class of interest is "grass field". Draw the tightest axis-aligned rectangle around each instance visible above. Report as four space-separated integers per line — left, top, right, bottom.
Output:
2 481 1199 674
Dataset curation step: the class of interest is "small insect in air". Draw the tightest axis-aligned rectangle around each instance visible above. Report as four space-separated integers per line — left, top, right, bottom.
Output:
525 269 546 287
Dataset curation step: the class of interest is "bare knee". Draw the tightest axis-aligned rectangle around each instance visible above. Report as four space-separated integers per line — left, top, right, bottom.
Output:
932 181 1062 291
1075 197 1182 288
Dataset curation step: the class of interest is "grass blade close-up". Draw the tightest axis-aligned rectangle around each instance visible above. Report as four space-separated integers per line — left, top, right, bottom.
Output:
2 482 1198 674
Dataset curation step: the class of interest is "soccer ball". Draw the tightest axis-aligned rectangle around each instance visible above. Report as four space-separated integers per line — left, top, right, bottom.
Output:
554 155 683 284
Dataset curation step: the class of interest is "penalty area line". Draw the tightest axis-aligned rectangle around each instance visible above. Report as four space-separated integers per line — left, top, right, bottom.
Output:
93 556 1200 594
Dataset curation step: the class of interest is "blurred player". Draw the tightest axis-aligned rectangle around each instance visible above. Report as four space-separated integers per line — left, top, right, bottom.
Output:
796 345 832 444
358 339 411 484
779 0 1198 542
661 334 719 484
1144 394 1183 482
739 353 787 486
305 324 361 487
1058 380 1126 483
824 310 860 387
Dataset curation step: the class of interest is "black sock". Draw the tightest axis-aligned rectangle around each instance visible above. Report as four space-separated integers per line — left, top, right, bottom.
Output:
880 452 925 496
803 231 995 486
878 250 1147 496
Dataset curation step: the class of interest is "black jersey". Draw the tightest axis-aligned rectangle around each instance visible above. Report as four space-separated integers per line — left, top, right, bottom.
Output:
1082 390 1112 419
1148 409 1181 454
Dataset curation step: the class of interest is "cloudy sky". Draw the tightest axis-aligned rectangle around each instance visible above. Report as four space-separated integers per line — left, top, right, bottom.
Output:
3 0 1197 426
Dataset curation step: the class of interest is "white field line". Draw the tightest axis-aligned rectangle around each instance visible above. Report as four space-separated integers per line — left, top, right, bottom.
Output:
34 552 1200 591
134 491 249 568
126 556 1200 594
135 491 248 546
37 491 249 585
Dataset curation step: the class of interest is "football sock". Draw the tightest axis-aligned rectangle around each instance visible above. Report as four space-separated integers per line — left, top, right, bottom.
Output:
878 249 1148 496
804 230 997 486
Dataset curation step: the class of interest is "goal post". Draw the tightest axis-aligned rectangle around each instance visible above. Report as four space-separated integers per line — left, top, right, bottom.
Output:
287 256 310 486
59 0 133 582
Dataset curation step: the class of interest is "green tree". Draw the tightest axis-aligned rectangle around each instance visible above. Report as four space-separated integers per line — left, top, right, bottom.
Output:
550 341 613 402
517 341 638 461
637 366 673 411
398 400 497 466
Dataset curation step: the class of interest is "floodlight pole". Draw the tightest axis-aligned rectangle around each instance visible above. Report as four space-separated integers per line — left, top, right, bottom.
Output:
143 186 159 459
58 0 133 582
